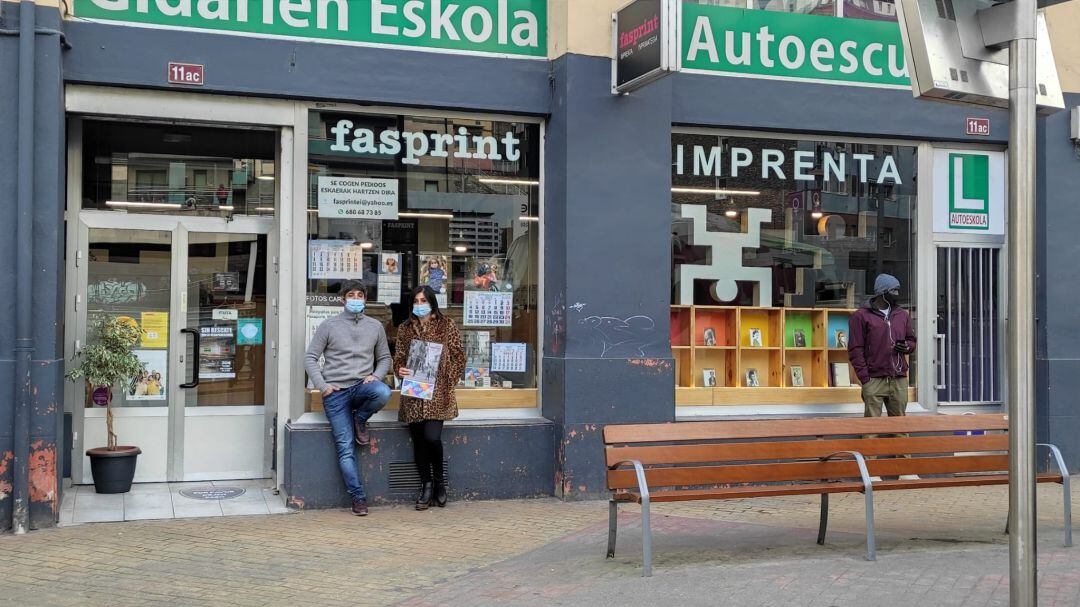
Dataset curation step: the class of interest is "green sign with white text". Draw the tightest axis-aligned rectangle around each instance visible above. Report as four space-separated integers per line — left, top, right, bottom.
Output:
681 4 909 88
73 0 546 58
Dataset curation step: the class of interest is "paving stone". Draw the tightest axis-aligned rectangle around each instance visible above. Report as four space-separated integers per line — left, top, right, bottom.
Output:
1 482 1079 606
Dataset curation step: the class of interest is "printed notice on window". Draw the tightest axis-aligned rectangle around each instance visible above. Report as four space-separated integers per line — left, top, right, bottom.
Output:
317 177 398 220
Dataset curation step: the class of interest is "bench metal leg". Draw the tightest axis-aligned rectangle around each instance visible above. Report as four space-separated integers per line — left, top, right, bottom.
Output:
817 493 829 545
641 495 653 577
822 450 876 561
863 488 877 561
607 500 618 558
1063 473 1073 548
1040 443 1073 547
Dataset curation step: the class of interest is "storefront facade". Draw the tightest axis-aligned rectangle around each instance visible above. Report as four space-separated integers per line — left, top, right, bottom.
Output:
3 0 1080 529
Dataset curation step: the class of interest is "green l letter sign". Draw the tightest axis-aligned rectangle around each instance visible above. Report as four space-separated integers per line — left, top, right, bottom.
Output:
948 153 990 230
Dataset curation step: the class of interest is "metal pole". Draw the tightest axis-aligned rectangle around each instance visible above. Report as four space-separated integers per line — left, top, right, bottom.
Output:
12 0 37 536
1007 0 1038 602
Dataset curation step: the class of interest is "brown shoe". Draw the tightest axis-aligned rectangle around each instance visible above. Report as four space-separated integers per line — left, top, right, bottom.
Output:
354 418 370 446
352 498 368 516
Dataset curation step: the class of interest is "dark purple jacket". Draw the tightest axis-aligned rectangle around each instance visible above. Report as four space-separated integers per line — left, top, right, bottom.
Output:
848 302 916 385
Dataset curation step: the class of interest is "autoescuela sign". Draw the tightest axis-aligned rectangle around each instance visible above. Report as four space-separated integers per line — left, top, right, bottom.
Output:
613 0 679 94
932 149 1004 235
73 0 546 58
681 3 910 89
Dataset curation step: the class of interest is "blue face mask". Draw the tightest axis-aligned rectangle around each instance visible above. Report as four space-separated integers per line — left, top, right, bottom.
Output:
413 304 432 318
345 299 365 314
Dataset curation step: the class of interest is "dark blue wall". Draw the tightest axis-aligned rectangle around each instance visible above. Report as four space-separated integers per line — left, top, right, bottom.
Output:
0 0 67 531
543 53 676 499
673 72 1011 143
0 13 1071 520
1036 92 1080 471
284 420 554 508
62 20 551 116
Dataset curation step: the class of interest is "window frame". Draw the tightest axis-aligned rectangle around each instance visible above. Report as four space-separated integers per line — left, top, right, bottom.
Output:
294 102 546 423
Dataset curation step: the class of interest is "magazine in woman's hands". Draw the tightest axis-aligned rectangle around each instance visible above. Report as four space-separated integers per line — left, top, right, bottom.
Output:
401 340 443 400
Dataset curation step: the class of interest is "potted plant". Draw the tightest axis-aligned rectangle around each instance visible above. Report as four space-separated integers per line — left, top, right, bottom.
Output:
65 317 146 494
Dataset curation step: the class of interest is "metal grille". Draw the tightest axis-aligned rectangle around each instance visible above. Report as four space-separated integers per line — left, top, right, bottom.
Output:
388 461 450 494
936 247 1002 405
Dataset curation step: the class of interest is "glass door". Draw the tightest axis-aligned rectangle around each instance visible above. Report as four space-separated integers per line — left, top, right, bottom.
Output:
72 215 273 483
78 228 175 483
180 231 269 481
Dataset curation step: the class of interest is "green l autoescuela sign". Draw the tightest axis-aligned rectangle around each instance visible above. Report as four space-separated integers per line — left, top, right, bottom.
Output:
681 3 909 88
73 0 546 58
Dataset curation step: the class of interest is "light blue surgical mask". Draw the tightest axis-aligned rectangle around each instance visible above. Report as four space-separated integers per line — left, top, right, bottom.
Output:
345 299 365 314
413 304 432 318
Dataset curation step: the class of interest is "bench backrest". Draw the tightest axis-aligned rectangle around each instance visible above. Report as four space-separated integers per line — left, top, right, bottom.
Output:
604 415 1010 492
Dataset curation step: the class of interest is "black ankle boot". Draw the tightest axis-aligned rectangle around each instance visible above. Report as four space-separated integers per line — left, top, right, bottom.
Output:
415 482 433 510
433 482 447 508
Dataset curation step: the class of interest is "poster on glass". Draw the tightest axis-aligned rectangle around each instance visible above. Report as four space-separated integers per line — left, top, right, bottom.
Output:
199 325 237 380
128 350 168 401
419 254 450 308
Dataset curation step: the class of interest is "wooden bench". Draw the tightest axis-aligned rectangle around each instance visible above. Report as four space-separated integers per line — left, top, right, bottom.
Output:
604 414 1072 576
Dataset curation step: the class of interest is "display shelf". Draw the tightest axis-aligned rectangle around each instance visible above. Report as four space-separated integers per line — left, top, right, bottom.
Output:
696 348 736 388
307 387 538 411
669 304 898 407
670 306 692 347
694 306 737 347
738 308 783 348
673 347 694 388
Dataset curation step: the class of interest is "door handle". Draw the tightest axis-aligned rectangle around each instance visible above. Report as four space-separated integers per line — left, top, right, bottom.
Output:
935 334 946 391
180 328 201 389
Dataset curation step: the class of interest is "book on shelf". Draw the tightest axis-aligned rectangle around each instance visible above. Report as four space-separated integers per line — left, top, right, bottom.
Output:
790 365 805 387
745 368 761 387
748 328 763 347
830 363 851 388
833 329 848 349
703 328 717 347
793 329 807 348
702 368 717 387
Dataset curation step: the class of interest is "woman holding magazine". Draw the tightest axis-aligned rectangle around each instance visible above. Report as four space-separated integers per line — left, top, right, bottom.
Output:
395 285 466 510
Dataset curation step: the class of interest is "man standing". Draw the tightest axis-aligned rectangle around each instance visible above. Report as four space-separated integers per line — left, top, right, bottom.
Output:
848 273 917 419
305 280 392 516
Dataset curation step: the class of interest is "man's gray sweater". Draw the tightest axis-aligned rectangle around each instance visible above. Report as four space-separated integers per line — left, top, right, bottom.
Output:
304 311 392 392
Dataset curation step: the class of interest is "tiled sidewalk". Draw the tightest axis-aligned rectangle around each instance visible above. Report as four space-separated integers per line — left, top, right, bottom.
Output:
2 481 1078 606
59 480 291 525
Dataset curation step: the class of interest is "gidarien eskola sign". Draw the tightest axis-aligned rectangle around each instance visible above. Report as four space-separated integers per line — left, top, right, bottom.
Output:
681 3 910 89
74 0 546 58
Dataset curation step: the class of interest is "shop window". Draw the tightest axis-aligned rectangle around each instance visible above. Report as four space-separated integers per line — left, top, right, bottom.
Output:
756 0 836 15
842 0 898 20
670 132 917 403
81 120 277 217
305 111 541 413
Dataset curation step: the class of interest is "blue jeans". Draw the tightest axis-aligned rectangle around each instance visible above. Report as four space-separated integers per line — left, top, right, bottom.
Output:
323 380 391 500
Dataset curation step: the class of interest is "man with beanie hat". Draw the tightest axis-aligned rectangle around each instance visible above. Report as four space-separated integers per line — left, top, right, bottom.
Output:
849 274 916 417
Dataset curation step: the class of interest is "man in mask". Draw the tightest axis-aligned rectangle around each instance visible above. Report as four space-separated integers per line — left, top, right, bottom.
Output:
849 273 916 417
848 273 918 479
305 279 392 516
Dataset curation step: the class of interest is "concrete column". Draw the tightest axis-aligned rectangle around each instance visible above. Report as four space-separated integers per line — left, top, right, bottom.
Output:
0 0 67 531
543 53 675 500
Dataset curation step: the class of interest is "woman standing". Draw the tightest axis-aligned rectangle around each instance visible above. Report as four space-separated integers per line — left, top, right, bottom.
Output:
395 285 466 510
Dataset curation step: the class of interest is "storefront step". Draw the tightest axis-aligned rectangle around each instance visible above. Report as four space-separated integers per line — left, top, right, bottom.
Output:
283 418 555 509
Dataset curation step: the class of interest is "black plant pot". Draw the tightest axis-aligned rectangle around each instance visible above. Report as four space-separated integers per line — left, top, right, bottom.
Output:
86 446 142 494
